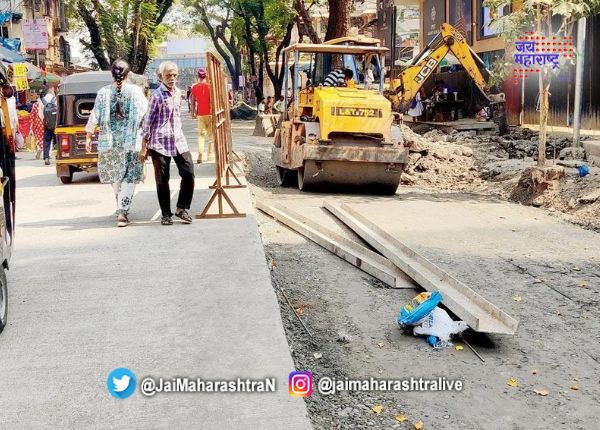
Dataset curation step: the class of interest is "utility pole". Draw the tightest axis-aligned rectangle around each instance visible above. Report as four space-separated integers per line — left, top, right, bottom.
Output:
28 0 40 67
572 17 586 147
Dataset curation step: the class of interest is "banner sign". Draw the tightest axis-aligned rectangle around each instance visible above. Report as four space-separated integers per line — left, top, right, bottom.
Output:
13 63 29 91
512 32 574 84
23 19 49 51
423 0 445 44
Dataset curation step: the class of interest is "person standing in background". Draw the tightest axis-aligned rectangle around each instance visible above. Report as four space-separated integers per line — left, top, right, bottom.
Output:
273 95 284 113
407 88 426 122
40 85 57 165
264 96 273 114
31 95 45 159
189 68 213 164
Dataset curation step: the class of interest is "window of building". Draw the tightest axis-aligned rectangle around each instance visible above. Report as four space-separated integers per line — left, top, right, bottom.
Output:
478 1 511 39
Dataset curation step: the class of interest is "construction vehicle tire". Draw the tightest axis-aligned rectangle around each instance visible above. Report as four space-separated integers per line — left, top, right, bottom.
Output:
276 166 296 187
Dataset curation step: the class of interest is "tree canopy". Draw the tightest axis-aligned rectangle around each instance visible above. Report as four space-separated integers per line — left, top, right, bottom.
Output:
68 0 174 73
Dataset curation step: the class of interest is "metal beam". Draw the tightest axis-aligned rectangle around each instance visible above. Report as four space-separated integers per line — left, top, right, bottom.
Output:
324 201 519 335
256 200 415 289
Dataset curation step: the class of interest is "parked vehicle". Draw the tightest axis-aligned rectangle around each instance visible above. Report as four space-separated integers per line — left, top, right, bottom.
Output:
0 62 15 333
54 71 112 184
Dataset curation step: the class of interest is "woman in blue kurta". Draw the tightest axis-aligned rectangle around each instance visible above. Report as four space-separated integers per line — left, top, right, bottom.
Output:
85 60 148 227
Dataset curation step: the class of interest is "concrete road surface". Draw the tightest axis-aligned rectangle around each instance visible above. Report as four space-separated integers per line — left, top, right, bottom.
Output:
0 115 311 429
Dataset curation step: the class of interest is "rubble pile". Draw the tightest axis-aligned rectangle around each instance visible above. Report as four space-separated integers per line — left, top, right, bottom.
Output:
500 128 573 160
401 125 482 190
230 102 258 120
400 124 600 231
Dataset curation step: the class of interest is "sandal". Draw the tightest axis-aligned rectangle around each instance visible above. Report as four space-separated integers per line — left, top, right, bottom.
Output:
117 214 130 227
174 209 192 224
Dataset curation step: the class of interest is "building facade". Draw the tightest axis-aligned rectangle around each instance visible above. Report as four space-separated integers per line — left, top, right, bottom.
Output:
382 1 523 123
389 1 599 128
0 0 71 73
145 38 208 91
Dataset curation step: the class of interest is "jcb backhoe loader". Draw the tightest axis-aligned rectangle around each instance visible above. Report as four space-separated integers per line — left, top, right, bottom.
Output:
388 23 507 133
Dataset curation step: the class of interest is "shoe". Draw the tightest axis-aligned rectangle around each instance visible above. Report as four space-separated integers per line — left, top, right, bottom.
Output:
117 214 130 228
175 209 193 224
161 215 173 226
44 159 50 165
196 155 203 164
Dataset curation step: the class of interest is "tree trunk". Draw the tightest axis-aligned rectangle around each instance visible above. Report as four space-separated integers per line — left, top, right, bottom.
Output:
257 56 264 102
262 18 294 98
536 6 549 167
77 0 110 70
273 22 294 97
234 54 242 91
325 0 352 41
538 71 549 166
197 6 240 90
293 0 321 44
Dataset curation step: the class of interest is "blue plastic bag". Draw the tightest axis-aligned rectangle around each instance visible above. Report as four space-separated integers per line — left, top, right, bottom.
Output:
398 291 443 327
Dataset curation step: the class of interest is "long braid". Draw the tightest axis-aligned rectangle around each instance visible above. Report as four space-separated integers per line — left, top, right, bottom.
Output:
111 60 131 120
116 73 124 119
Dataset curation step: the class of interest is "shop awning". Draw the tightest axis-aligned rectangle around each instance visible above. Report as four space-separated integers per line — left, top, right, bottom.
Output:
0 46 25 63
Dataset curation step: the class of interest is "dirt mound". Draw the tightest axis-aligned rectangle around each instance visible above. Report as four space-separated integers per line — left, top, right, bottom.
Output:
401 125 482 190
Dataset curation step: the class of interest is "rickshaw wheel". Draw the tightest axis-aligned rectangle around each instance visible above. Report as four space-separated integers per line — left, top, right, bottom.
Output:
60 168 74 184
0 267 8 333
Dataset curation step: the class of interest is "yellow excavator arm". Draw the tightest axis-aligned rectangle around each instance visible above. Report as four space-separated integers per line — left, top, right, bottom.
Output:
396 23 490 113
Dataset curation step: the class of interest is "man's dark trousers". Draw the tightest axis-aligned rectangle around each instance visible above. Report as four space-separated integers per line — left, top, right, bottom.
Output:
149 149 195 216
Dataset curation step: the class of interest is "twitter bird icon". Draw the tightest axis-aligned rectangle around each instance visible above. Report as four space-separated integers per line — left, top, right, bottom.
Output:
107 368 137 399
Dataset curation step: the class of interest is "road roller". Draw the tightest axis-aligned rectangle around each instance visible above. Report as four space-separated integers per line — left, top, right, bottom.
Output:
272 38 407 194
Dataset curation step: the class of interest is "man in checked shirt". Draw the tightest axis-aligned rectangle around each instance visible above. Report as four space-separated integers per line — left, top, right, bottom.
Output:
141 61 195 226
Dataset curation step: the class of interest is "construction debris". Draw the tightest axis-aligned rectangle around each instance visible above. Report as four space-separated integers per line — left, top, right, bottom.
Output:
230 102 258 120
400 124 482 190
256 200 415 289
324 201 519 335
400 124 600 231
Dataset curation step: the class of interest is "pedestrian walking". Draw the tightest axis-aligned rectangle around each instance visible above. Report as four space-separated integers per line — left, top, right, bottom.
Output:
189 68 213 163
85 60 149 228
40 85 58 165
141 61 195 226
31 95 45 159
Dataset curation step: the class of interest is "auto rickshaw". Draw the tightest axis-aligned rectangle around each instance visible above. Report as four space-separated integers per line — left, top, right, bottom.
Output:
55 71 149 184
0 61 16 333
55 71 112 184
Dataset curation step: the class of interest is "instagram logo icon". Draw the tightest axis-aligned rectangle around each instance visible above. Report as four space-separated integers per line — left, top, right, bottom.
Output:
288 371 313 397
